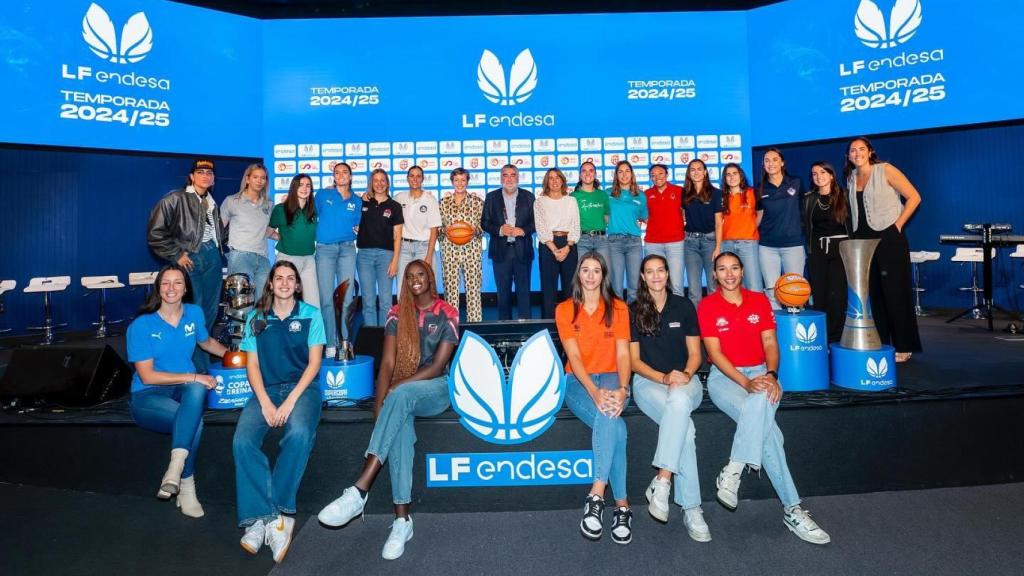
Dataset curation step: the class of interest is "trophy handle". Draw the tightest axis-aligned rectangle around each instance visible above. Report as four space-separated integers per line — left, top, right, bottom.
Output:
333 280 349 360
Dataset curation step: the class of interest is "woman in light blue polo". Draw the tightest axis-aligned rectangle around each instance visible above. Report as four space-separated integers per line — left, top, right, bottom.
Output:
606 161 647 302
128 264 227 518
233 260 325 564
315 162 361 358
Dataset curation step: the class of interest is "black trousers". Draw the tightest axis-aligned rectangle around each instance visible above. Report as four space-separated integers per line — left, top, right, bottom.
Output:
538 236 578 318
493 254 533 320
866 225 923 353
808 238 848 343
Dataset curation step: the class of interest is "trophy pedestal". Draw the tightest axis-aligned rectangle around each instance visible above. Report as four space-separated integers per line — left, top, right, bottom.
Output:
774 310 829 391
830 344 897 391
207 361 254 409
320 355 375 405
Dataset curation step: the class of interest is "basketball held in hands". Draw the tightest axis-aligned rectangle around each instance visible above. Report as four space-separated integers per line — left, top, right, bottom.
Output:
446 221 476 245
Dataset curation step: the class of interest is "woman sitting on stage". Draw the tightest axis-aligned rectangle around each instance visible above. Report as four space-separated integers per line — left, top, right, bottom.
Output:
555 252 634 544
318 259 459 560
233 260 325 563
698 252 831 545
628 254 709 541
127 264 227 518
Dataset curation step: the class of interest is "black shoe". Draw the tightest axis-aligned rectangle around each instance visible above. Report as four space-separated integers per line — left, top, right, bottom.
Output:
579 494 605 541
610 507 633 545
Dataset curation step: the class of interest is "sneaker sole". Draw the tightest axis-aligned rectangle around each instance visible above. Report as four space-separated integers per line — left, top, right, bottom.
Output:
382 528 414 560
644 486 669 524
715 489 738 511
686 528 712 543
317 512 362 529
157 484 177 499
240 541 261 555
611 533 632 545
784 520 831 545
273 541 291 564
579 521 602 541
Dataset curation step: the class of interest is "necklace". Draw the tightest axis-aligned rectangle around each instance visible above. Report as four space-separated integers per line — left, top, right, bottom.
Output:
816 194 833 211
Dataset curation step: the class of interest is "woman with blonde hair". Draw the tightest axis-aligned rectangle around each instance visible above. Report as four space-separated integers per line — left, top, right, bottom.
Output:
221 163 273 298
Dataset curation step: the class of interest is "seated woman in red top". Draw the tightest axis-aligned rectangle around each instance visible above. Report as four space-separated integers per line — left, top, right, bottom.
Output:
697 251 830 545
555 252 633 545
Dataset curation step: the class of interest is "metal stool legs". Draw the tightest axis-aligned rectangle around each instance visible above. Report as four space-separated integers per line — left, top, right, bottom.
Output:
26 292 68 345
957 262 985 320
912 262 928 316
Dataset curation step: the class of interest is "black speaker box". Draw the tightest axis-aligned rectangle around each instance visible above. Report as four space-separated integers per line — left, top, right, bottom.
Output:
0 344 131 407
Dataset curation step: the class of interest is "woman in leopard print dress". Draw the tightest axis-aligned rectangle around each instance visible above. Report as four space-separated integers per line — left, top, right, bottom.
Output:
439 167 485 322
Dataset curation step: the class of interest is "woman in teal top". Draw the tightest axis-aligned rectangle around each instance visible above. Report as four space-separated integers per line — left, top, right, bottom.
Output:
606 160 648 302
269 174 320 307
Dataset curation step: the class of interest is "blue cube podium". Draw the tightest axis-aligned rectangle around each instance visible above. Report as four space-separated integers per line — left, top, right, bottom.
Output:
830 344 897 391
320 355 375 405
207 361 253 409
773 310 829 392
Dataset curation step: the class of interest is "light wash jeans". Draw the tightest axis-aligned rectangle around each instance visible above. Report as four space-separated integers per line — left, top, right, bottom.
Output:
226 249 271 300
706 364 800 508
632 375 703 509
187 240 223 373
758 245 806 309
577 234 610 267
356 248 395 326
130 383 207 479
275 252 320 309
607 234 643 302
315 240 357 346
397 239 431 291
233 383 322 527
683 232 716 307
645 240 685 296
720 240 763 292
564 373 629 501
366 376 450 505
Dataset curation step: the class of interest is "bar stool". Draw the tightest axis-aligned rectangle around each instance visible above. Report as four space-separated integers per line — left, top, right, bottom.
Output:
128 271 158 320
24 276 71 344
951 248 995 320
81 275 125 338
0 280 15 344
909 251 940 316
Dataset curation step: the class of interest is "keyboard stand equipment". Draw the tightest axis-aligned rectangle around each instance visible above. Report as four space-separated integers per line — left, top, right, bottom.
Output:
940 224 1024 331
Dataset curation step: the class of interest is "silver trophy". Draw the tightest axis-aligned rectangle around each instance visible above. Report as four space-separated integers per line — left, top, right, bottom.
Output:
839 239 881 351
221 273 256 366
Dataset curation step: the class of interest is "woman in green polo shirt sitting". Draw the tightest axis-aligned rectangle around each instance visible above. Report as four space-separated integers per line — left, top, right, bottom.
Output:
269 174 319 307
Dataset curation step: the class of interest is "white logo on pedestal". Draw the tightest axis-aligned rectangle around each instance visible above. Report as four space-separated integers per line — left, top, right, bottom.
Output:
477 49 537 106
866 357 890 378
795 322 818 344
854 0 923 49
82 3 153 64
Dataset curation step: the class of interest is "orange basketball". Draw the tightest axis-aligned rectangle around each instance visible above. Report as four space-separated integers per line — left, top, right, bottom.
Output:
223 350 248 368
774 274 811 308
446 221 476 245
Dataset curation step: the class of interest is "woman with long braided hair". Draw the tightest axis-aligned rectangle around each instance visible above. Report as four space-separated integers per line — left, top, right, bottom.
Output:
318 259 459 560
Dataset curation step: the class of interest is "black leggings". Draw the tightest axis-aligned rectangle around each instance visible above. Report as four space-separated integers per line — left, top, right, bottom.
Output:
863 225 922 353
808 239 847 343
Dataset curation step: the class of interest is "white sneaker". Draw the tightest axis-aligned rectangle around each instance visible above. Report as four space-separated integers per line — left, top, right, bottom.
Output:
716 466 742 510
318 486 367 527
683 507 712 542
265 515 295 563
644 476 671 523
240 520 265 555
784 506 831 545
325 346 337 359
381 517 414 560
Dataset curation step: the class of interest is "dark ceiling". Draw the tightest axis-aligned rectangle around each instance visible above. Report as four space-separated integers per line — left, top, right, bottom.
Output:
172 0 784 19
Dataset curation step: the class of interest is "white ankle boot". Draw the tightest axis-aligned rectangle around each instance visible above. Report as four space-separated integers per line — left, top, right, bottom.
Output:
176 476 205 518
158 448 189 499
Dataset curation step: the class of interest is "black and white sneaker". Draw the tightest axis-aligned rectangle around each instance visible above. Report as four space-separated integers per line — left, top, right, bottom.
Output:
580 494 605 541
610 507 633 545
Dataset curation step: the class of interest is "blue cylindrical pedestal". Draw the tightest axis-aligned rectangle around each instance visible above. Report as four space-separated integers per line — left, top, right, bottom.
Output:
773 310 829 391
830 344 897 391
207 361 253 409
320 355 375 404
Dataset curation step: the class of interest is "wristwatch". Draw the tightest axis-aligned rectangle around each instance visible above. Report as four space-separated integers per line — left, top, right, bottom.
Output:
766 370 778 379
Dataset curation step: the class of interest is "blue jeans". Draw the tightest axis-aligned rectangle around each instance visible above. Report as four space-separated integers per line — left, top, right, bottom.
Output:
397 240 433 288
645 240 685 296
356 248 395 326
188 240 223 373
577 234 610 266
632 375 703 510
233 383 322 526
706 364 800 508
226 249 271 300
130 383 207 479
607 234 643 302
564 373 629 501
758 245 806 309
720 240 763 292
315 240 357 346
366 376 450 505
684 232 716 307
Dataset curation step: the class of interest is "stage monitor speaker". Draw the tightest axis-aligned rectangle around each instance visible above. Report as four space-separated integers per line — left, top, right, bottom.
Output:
0 344 131 407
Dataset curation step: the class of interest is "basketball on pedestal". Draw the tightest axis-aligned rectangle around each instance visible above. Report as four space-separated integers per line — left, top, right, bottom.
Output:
222 350 248 368
446 221 476 245
775 274 811 309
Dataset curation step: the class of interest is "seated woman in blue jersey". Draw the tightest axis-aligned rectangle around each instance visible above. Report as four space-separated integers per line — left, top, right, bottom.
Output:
127 263 227 518
318 259 459 561
233 260 325 564
628 254 709 542
697 251 831 545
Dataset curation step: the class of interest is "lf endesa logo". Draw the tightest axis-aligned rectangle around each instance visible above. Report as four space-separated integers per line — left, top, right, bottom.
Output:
461 48 555 129
839 0 943 77
426 331 594 487
62 2 171 90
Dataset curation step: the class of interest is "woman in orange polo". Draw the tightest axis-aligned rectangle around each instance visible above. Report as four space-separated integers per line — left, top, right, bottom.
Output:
555 252 633 545
714 163 763 291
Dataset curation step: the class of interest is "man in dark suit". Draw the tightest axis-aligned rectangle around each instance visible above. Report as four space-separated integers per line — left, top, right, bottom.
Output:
482 164 536 320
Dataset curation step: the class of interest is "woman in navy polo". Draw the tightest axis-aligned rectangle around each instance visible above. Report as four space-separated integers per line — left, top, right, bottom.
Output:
356 168 405 326
682 159 723 306
319 259 459 560
127 264 227 518
233 260 325 564
756 148 805 309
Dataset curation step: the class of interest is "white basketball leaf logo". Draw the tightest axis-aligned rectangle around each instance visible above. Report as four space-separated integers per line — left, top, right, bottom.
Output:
449 330 564 445
325 370 344 389
854 0 922 49
82 3 153 64
866 357 889 378
477 49 538 106
795 322 818 344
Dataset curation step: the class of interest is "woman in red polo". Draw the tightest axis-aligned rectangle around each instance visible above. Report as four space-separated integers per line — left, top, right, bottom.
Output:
555 252 633 545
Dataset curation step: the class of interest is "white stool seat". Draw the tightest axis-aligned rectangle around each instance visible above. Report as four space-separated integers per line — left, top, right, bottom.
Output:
129 272 158 286
1010 245 1024 258
910 251 940 264
24 276 71 293
0 280 15 296
951 248 996 263
82 275 126 290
